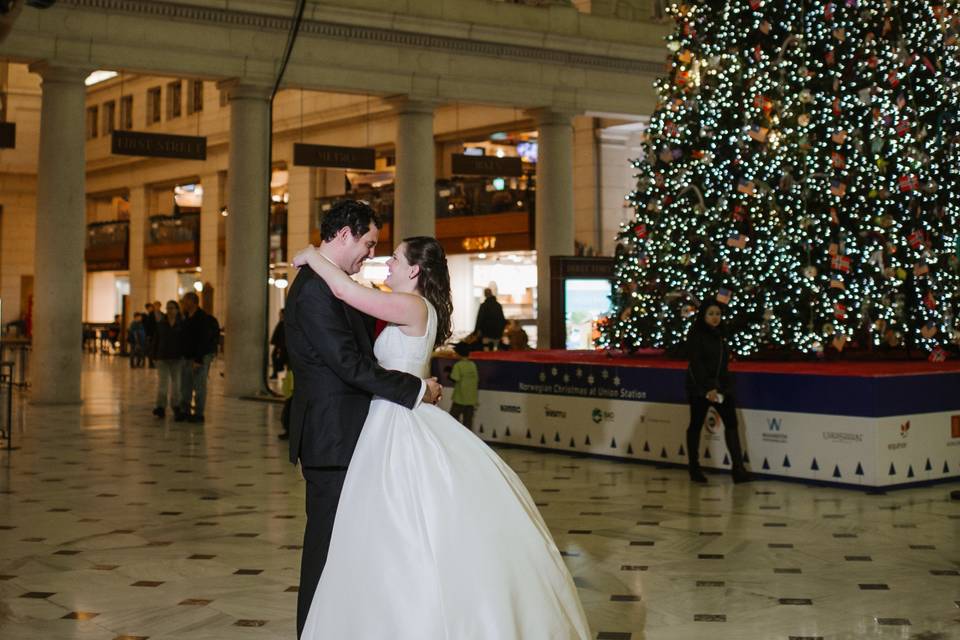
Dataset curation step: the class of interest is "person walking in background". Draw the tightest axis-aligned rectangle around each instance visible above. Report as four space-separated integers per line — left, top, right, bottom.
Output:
153 300 185 420
278 368 294 441
127 312 147 368
103 314 122 353
270 309 288 380
142 302 158 368
179 291 220 424
474 287 506 351
448 341 479 430
684 300 750 484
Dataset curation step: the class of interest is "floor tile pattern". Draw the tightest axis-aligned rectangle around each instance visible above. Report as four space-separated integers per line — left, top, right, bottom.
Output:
0 357 958 639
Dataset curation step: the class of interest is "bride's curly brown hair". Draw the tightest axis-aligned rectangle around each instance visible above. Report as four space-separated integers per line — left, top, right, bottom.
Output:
403 236 453 348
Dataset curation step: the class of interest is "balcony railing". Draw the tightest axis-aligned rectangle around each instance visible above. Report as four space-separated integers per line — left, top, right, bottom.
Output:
85 220 129 271
145 211 199 268
311 176 535 255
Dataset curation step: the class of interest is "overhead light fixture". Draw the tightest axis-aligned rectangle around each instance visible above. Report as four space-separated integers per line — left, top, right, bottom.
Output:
85 70 118 86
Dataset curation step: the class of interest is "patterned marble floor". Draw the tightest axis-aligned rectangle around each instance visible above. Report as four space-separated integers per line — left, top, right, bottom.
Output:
0 356 958 640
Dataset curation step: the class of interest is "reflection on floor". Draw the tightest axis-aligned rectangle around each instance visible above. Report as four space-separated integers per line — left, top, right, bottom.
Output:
0 356 958 639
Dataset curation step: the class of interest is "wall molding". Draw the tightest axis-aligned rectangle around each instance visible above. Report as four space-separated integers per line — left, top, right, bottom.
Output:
63 0 662 75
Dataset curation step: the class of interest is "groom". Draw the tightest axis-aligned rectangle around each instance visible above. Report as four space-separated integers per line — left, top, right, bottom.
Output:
285 200 442 637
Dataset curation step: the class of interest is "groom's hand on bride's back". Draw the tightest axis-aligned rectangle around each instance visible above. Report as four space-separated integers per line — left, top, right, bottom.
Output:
424 377 443 405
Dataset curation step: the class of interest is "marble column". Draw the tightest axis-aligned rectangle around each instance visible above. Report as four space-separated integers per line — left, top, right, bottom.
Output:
29 62 90 404
286 165 315 255
127 185 148 316
198 171 224 317
530 108 575 350
221 81 271 397
393 99 436 242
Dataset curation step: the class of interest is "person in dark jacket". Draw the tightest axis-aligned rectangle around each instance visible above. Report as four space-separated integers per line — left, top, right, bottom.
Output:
474 288 506 351
684 300 750 484
142 302 158 368
270 309 288 379
152 300 185 419
178 291 220 424
127 313 147 368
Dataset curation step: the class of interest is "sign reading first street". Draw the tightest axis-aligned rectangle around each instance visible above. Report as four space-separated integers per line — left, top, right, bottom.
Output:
111 130 207 161
293 143 376 170
0 122 15 149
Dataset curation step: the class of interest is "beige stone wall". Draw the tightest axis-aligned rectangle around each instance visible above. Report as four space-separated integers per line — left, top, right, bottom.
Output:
572 115 599 254
0 63 40 323
572 0 665 21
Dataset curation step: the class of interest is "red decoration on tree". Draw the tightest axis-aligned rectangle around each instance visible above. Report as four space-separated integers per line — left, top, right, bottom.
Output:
831 255 851 272
908 229 926 248
898 174 919 191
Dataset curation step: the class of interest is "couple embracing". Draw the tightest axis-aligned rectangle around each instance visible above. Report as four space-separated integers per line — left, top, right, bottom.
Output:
286 200 590 639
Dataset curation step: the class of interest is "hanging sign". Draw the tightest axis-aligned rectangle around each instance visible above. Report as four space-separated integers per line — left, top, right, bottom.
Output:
451 153 523 177
111 131 207 160
0 122 14 149
293 143 375 170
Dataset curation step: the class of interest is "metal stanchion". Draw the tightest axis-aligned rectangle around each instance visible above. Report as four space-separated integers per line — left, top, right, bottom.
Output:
0 337 30 388
0 360 18 451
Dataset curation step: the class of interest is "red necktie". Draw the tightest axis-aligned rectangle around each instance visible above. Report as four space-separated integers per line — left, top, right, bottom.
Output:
374 319 388 338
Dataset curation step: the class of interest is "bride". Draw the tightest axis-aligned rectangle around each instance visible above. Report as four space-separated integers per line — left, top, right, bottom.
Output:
294 236 591 639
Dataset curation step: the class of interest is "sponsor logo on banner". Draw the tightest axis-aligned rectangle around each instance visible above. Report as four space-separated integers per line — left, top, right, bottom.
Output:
592 408 615 424
822 431 863 443
762 417 788 443
499 405 521 414
888 420 909 450
705 408 721 434
544 405 567 419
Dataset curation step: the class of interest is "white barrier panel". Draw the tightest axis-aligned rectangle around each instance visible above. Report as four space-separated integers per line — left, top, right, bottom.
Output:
434 357 960 489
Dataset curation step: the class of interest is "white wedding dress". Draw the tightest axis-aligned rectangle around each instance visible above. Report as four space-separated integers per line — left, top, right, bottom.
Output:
302 298 591 639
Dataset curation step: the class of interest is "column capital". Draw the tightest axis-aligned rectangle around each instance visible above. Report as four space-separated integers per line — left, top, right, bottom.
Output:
525 107 579 126
385 95 442 115
217 79 274 102
28 61 92 84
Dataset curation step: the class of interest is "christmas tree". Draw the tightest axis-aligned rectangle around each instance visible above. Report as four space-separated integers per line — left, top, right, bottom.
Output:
604 0 960 359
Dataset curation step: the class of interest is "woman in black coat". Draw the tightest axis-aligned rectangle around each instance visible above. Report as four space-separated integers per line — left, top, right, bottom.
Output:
684 300 750 484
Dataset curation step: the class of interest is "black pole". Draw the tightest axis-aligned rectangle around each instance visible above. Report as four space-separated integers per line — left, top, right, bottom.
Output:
261 0 307 396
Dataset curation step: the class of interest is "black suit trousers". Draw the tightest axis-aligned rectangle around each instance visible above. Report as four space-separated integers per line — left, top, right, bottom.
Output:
297 466 348 638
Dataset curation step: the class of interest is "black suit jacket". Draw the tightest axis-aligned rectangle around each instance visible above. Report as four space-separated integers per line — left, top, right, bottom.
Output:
285 266 422 467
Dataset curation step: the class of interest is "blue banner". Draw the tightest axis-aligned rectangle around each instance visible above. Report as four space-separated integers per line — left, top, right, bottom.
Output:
432 357 960 418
